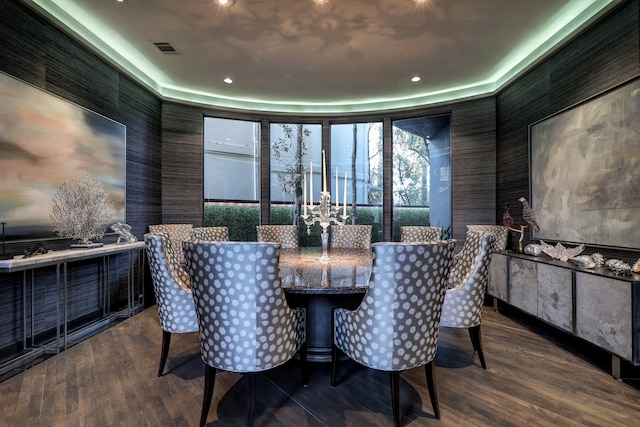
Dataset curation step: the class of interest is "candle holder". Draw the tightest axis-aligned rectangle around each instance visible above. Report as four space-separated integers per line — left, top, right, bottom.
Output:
301 191 349 262
507 224 529 253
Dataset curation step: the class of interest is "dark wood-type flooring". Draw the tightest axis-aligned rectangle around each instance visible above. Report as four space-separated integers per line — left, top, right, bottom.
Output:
1 304 639 427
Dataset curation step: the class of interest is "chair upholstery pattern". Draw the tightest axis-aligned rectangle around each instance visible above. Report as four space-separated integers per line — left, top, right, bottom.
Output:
441 231 493 328
256 225 298 249
144 234 198 334
331 225 372 249
148 223 193 261
183 241 305 372
190 226 229 241
147 231 190 291
334 241 456 371
466 225 508 252
400 226 443 242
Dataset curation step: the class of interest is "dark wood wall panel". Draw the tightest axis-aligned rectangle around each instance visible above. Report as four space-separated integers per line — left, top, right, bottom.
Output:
118 75 163 230
496 0 640 251
450 97 497 240
0 1 47 86
160 102 204 226
0 1 161 360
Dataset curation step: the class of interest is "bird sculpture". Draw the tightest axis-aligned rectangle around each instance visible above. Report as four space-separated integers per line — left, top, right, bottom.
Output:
502 205 514 228
518 197 540 232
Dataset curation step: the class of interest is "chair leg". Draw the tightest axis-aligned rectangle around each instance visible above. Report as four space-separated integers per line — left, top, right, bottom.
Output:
330 344 340 387
200 365 217 427
247 373 257 427
390 371 401 427
424 360 440 419
299 342 309 387
158 330 171 377
468 325 487 369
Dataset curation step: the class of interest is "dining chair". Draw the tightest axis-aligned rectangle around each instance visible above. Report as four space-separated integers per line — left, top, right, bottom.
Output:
330 224 372 249
144 233 199 377
183 241 308 427
256 225 298 248
400 225 443 242
190 226 229 241
332 240 456 426
440 230 493 369
148 223 193 261
466 224 508 252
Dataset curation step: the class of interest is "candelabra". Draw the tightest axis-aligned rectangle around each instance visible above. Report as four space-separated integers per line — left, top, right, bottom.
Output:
301 191 349 262
507 224 529 253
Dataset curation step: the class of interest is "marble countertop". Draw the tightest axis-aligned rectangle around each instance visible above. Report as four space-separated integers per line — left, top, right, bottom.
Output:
279 247 371 294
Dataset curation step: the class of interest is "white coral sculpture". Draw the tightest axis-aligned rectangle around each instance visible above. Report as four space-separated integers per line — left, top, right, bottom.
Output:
51 174 114 244
539 240 584 262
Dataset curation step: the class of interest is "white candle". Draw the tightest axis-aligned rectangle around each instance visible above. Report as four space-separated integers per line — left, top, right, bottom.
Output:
322 150 327 192
303 173 307 215
335 167 339 208
309 161 313 207
343 172 347 216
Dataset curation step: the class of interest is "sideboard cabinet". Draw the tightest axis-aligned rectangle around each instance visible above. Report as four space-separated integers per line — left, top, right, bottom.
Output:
487 252 640 378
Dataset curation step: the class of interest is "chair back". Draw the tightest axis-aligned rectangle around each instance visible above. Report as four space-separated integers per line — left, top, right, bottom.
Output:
440 231 493 328
183 241 305 372
149 223 193 260
144 233 198 333
256 225 298 248
466 225 508 252
334 240 456 371
331 225 372 249
190 226 229 241
400 226 442 242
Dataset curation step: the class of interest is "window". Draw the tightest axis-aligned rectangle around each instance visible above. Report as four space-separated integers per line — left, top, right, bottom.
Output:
269 123 322 246
203 117 260 241
392 115 451 240
330 122 383 242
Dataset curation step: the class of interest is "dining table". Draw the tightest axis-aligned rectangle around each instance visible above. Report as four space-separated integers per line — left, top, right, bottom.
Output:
279 247 372 362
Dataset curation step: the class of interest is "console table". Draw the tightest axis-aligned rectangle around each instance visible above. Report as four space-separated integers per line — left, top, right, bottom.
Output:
487 251 640 379
0 242 145 378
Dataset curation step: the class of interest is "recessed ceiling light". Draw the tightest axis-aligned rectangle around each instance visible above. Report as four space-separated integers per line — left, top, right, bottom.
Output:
411 76 421 82
312 0 330 4
217 0 235 6
223 77 233 84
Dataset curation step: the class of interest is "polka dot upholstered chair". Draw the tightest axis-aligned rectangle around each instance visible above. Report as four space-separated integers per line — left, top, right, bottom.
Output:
256 225 298 249
440 230 493 369
332 240 456 425
143 233 198 377
331 225 372 249
183 241 307 427
190 226 229 241
466 224 508 252
400 226 443 242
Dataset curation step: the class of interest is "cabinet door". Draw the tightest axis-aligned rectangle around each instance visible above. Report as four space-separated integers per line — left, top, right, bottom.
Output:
576 272 632 362
509 258 537 316
487 253 508 301
537 264 573 333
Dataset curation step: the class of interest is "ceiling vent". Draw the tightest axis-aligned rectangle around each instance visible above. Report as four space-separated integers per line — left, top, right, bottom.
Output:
153 41 178 54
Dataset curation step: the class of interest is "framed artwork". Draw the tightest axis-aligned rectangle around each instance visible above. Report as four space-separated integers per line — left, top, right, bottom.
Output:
529 77 640 250
0 71 126 241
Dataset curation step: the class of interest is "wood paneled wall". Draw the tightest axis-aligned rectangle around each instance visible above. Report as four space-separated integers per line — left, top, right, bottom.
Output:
496 0 640 253
0 1 161 359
